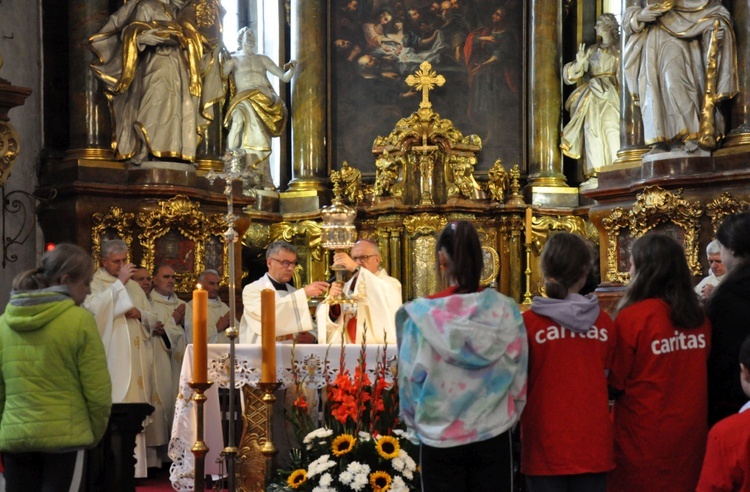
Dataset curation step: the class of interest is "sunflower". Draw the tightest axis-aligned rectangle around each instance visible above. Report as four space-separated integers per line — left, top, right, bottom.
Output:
287 469 307 489
375 435 400 460
370 470 393 491
331 433 357 457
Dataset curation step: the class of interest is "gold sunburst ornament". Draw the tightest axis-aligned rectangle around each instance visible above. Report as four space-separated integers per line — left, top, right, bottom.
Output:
287 469 307 489
405 61 445 110
332 434 357 457
370 470 393 491
375 435 400 460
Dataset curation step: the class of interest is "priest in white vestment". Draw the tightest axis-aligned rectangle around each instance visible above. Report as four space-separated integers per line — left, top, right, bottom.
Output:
239 241 329 344
146 264 186 466
83 239 156 477
186 269 234 344
316 239 402 345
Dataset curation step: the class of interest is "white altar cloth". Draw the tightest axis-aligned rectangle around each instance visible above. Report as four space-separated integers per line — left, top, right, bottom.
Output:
168 343 396 490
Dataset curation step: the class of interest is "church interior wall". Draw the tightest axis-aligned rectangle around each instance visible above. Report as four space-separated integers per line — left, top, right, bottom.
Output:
0 0 43 309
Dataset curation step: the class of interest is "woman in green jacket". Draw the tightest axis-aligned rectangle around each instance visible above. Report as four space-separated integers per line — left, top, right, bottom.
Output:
0 243 112 492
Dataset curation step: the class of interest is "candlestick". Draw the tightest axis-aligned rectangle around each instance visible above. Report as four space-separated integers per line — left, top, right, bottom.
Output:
189 381 213 492
525 207 533 245
259 381 282 487
192 284 208 384
261 288 276 383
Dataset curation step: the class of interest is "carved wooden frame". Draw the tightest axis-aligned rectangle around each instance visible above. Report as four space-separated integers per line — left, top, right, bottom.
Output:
90 206 136 264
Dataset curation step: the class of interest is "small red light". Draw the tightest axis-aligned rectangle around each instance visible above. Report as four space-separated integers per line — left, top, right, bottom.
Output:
45 242 56 251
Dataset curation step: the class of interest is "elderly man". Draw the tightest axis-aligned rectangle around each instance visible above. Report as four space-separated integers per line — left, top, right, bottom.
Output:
186 269 234 344
133 266 152 296
239 241 329 344
148 264 187 411
696 239 727 300
316 239 402 345
84 239 157 477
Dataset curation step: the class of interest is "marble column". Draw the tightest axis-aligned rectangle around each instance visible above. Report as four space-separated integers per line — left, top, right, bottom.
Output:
68 0 112 159
723 0 750 150
287 0 328 192
614 0 648 165
527 0 566 187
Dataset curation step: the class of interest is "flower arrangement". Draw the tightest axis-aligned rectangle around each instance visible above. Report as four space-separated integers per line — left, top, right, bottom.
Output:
272 343 420 492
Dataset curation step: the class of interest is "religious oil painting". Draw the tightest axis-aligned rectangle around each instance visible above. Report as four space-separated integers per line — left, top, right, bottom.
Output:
330 0 525 175
154 229 196 274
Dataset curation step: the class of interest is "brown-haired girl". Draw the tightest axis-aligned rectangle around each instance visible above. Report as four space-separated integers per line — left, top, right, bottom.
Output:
521 232 615 492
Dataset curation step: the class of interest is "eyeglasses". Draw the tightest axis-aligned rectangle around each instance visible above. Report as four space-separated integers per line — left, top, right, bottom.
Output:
269 258 298 269
352 254 378 263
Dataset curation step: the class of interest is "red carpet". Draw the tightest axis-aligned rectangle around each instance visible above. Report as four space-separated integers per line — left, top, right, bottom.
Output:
135 467 228 491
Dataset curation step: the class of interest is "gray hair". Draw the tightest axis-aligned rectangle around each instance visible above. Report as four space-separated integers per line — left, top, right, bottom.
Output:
198 269 221 282
706 239 721 256
266 241 298 259
356 238 380 255
101 239 128 258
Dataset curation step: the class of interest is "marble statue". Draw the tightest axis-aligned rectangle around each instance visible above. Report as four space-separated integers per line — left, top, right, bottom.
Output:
623 0 738 155
224 27 297 190
561 13 621 178
89 0 206 164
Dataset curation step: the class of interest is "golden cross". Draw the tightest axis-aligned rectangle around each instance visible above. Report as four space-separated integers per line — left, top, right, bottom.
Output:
405 61 445 109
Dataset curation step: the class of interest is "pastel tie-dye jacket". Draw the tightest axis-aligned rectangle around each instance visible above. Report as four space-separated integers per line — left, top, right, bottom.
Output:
396 289 528 448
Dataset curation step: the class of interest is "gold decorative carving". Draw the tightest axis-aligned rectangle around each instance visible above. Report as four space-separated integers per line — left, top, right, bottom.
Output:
242 223 271 250
373 62 483 205
91 207 136 263
403 213 447 237
485 159 510 203
331 161 364 206
706 192 750 234
480 246 500 286
602 186 703 283
0 121 20 187
236 385 270 492
602 207 632 283
506 164 526 206
534 215 599 242
137 195 228 293
269 220 326 288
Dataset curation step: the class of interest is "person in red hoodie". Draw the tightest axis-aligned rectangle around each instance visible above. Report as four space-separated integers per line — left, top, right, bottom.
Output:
608 233 711 492
697 334 750 491
521 232 615 492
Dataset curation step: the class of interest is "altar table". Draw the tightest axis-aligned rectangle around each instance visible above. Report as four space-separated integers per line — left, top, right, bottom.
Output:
169 343 396 490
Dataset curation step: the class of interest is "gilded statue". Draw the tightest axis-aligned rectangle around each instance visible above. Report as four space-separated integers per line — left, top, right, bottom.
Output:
90 0 210 164
561 14 621 178
224 27 297 190
485 159 510 203
337 161 365 205
374 150 400 197
624 0 738 155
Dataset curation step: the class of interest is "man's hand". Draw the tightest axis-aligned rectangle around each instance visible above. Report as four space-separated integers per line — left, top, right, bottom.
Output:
700 284 716 300
303 281 330 297
295 332 316 344
152 321 166 337
216 312 231 332
333 252 359 272
118 263 137 285
125 307 141 320
328 281 344 298
172 303 186 325
637 4 664 23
